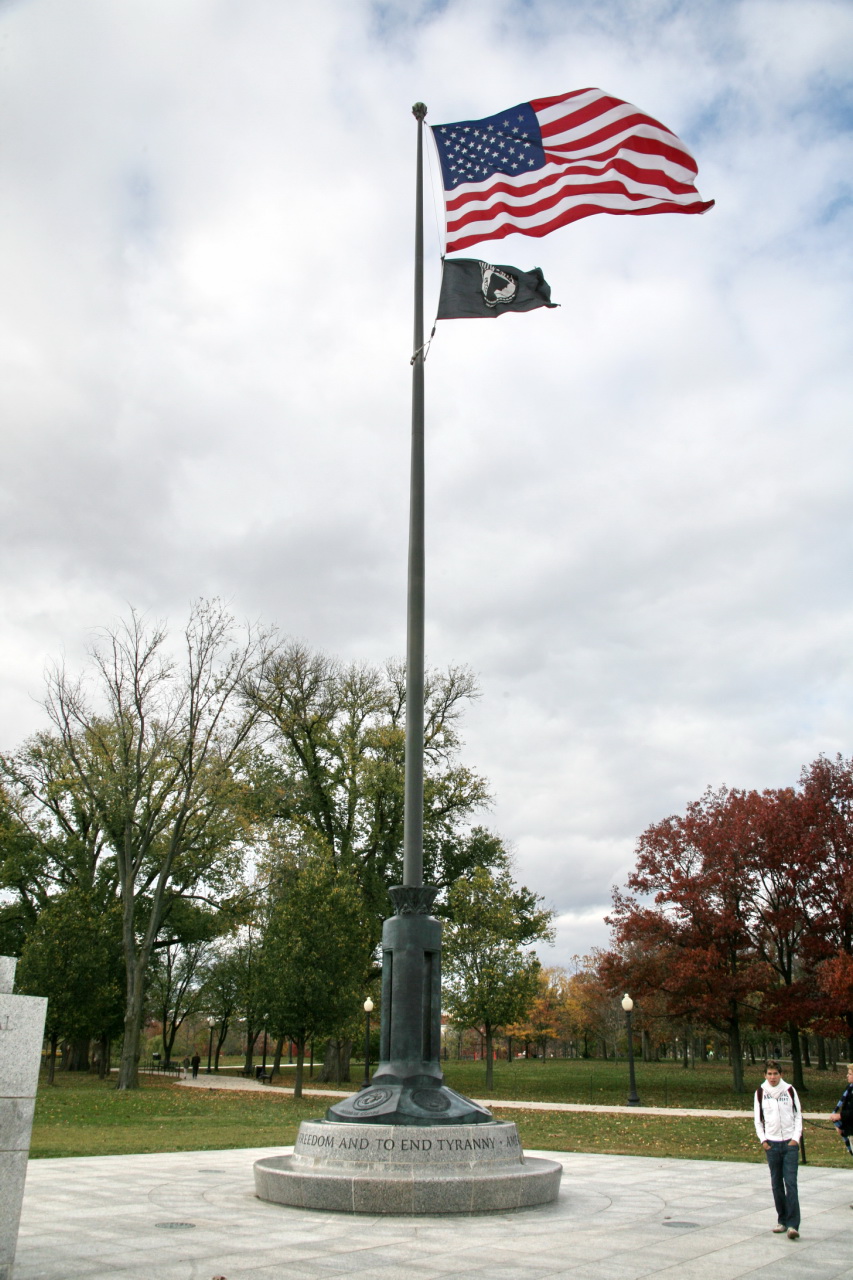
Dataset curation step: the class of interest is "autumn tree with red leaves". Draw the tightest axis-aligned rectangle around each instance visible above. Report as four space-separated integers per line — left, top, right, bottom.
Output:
801 755 853 1055
745 786 824 1090
606 787 769 1092
606 756 853 1083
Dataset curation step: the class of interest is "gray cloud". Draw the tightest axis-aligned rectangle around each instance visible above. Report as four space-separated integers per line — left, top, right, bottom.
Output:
1 0 852 967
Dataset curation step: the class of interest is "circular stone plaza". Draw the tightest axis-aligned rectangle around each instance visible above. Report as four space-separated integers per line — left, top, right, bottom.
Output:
13 1135 853 1280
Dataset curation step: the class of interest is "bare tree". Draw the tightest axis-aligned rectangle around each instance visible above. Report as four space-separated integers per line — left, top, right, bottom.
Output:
42 600 276 1089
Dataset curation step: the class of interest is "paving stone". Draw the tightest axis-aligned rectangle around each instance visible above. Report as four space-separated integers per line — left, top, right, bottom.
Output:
12 1147 853 1280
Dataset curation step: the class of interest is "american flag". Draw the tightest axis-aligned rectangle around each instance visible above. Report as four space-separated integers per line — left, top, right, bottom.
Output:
432 89 714 254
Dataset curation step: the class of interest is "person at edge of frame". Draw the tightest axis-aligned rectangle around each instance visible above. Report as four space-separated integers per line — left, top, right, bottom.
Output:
829 1060 853 1207
753 1058 802 1240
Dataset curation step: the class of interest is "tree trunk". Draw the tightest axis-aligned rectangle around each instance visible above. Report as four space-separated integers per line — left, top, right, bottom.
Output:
215 1024 228 1070
800 1033 811 1068
67 1036 91 1071
294 1037 305 1099
117 946 150 1090
817 1035 827 1071
98 1034 110 1079
722 1024 742 1095
242 1025 256 1077
316 1037 352 1084
164 1018 180 1066
728 1009 745 1093
788 1021 806 1091
271 1035 285 1080
485 1027 494 1091
47 1031 58 1085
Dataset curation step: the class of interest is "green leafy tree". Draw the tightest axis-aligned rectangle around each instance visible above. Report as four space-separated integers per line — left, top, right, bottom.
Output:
257 852 372 1097
0 787 48 954
199 947 243 1069
244 644 511 1081
147 938 214 1066
0 746 115 955
243 645 502 919
16 888 124 1082
442 867 554 1089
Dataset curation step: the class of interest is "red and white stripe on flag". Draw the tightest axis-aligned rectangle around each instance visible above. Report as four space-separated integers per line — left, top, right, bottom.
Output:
433 88 714 254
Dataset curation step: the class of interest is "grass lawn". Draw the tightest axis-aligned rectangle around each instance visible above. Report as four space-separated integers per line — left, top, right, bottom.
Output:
31 1074 323 1158
211 1056 850 1111
492 1107 852 1168
30 1071 853 1167
438 1058 850 1111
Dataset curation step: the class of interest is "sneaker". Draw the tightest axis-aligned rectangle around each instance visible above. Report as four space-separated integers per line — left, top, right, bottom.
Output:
787 1228 799 1240
772 1225 786 1233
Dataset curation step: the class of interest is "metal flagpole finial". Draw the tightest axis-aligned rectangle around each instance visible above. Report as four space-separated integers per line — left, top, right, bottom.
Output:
412 102 427 121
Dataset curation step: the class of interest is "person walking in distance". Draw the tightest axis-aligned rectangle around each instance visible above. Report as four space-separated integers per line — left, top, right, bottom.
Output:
191 1052 201 1079
754 1059 802 1239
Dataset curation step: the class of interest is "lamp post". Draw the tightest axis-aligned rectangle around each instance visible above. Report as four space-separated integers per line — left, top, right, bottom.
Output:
206 1016 215 1074
621 994 640 1106
362 998 374 1089
237 1016 248 1076
261 1013 269 1076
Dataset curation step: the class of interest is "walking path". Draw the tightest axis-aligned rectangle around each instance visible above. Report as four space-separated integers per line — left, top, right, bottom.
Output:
178 1072 831 1120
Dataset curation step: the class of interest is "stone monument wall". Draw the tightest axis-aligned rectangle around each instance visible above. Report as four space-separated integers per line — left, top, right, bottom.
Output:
0 957 47 1280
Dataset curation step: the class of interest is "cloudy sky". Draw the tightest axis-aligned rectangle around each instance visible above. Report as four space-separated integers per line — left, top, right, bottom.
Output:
2 0 852 965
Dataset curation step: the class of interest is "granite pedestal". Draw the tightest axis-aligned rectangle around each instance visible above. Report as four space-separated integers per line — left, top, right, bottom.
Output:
0 957 47 1280
253 1119 562 1214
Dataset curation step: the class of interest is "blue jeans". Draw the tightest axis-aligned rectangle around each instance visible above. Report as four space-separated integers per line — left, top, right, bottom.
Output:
765 1141 800 1230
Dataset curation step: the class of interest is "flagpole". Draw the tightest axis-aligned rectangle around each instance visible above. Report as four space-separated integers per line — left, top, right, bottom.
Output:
403 102 427 890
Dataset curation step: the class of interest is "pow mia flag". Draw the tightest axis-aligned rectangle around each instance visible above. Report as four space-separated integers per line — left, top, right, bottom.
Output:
437 257 558 320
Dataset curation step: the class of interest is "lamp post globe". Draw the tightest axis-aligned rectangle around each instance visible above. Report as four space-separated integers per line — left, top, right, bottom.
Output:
362 998 374 1089
621 994 640 1106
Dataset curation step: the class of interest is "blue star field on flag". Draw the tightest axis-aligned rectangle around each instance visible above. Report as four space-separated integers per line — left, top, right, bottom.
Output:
433 103 546 188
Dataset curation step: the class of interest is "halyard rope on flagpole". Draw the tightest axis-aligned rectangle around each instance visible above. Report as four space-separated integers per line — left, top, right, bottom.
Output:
408 117 445 364
410 322 436 366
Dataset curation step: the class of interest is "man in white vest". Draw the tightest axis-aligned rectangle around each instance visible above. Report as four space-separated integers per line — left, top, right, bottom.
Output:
753 1058 802 1239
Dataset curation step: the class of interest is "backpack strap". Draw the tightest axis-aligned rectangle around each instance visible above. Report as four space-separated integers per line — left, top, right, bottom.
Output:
787 1086 797 1112
756 1087 764 1129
